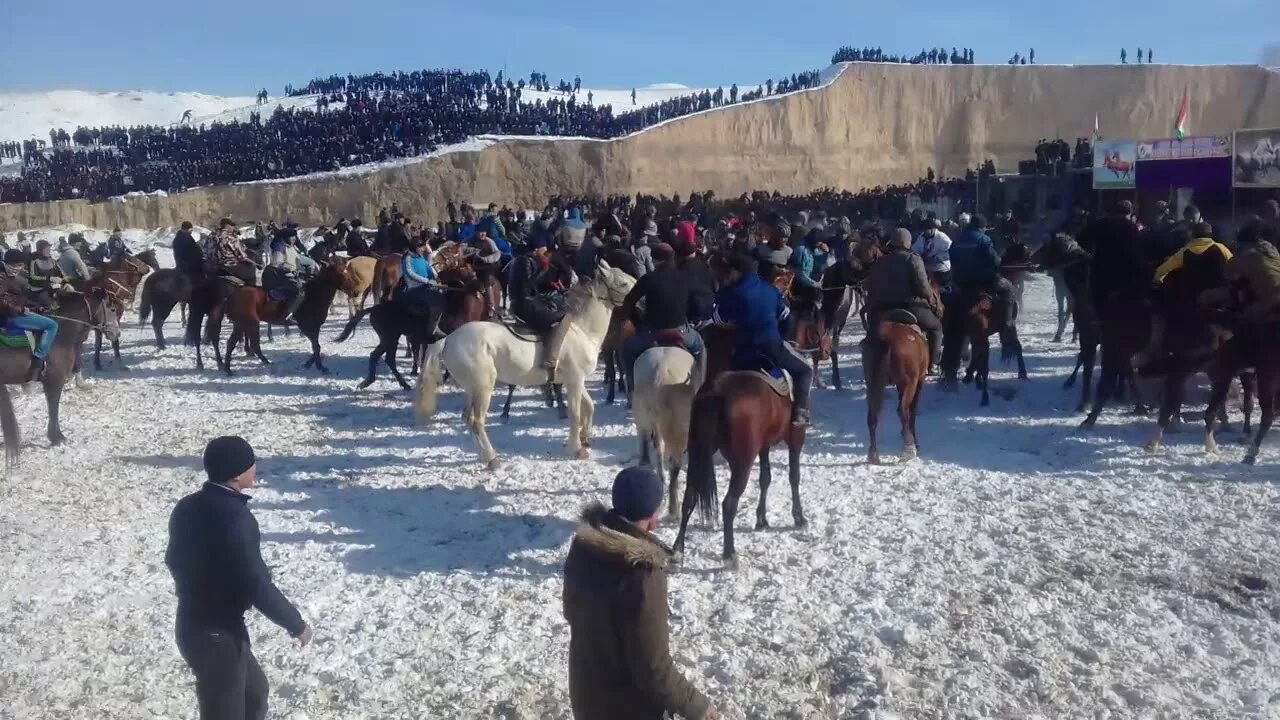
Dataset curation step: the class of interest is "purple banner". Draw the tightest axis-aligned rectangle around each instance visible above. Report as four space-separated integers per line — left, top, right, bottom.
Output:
1134 157 1232 191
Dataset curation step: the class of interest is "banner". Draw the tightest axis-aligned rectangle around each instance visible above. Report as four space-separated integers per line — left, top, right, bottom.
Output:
1093 140 1137 189
1136 135 1230 161
1233 128 1280 187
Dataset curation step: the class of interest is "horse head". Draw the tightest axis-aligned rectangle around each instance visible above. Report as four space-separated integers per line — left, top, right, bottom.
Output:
592 260 637 306
87 286 122 341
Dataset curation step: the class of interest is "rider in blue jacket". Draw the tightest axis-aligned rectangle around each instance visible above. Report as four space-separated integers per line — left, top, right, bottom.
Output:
714 253 812 427
398 236 444 335
949 214 1014 325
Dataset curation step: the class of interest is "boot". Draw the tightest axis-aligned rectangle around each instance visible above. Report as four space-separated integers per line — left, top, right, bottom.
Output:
792 407 811 429
282 289 306 322
543 318 573 381
26 356 45 382
926 330 942 375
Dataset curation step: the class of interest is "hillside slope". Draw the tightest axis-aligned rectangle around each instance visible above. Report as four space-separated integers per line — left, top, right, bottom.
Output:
3 63 1278 230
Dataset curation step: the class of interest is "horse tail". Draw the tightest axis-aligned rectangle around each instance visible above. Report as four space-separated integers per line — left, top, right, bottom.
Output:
138 277 153 324
414 338 447 424
334 306 372 343
684 390 723 527
0 385 19 467
183 289 205 346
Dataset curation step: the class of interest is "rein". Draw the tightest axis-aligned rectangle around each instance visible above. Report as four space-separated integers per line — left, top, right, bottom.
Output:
47 296 112 333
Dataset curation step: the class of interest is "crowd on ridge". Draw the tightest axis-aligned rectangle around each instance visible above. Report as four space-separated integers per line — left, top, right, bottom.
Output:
0 65 821 204
830 46 976 65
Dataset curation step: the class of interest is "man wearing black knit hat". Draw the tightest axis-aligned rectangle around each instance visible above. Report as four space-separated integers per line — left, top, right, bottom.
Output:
562 466 718 720
166 436 311 720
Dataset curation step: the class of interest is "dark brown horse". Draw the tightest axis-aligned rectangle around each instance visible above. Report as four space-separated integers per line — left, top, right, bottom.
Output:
602 307 635 405
1079 290 1153 428
335 264 489 390
371 253 403 305
962 291 1028 406
1203 332 1265 463
820 239 882 389
0 289 121 467
673 323 806 568
207 258 348 375
862 311 930 464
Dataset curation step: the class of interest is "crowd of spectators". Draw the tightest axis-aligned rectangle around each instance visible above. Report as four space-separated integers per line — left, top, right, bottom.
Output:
831 46 975 65
1034 138 1094 172
1 64 827 204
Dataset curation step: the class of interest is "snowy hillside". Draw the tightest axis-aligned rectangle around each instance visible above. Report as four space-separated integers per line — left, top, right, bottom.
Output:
0 82 723 143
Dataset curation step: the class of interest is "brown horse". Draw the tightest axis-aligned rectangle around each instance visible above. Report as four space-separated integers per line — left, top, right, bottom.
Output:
371 253 403 305
962 292 1028 406
208 258 348 375
602 307 635 405
819 239 882 389
1079 290 1153 428
862 311 930 464
1203 332 1266 463
672 323 806 568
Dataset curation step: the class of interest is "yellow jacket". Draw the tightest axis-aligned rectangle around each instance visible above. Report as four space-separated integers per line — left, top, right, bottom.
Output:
1154 237 1233 284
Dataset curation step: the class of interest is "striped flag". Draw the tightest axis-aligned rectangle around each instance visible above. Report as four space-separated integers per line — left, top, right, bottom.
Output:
1174 86 1189 140
1092 112 1101 144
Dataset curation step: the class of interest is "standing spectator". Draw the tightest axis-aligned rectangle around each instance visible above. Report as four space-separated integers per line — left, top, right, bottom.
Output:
563 466 718 720
165 436 312 720
1121 48 1127 64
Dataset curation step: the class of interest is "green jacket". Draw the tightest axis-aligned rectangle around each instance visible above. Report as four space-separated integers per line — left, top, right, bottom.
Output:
1225 241 1280 321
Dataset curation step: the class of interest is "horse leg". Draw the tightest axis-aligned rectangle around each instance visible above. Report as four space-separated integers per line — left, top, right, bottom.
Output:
722 458 751 568
1077 342 1097 413
667 451 683 521
788 427 806 527
223 328 240 376
755 449 772 530
360 345 382 390
309 332 327 374
831 330 843 390
266 323 274 343
153 301 172 350
469 384 500 469
386 337 411 391
0 385 20 468
1147 373 1183 453
899 382 918 459
253 326 270 366
500 385 516 422
1014 336 1027 380
1080 361 1118 429
866 376 883 464
1242 372 1256 436
1064 352 1082 388
44 379 65 446
811 355 824 390
554 383 568 420
1203 367 1235 455
577 382 596 449
565 382 587 459
112 335 127 371
604 351 617 405
977 337 991 406
94 330 105 371
1244 381 1274 466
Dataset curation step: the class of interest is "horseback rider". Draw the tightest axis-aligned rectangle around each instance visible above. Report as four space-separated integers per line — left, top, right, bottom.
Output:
715 253 813 428
267 228 314 321
676 237 716 324
345 219 371 257
511 235 568 375
789 228 830 304
173 221 205 281
1080 200 1147 314
203 218 257 286
28 240 65 308
0 263 58 381
866 228 944 374
396 235 446 336
106 228 130 261
755 223 792 280
1201 222 1280 361
949 214 1014 328
620 242 706 391
57 236 94 290
912 218 952 288
1143 223 1233 367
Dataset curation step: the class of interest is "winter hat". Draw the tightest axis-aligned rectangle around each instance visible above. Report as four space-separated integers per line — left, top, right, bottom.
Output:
611 466 665 522
203 436 256 485
643 221 659 237
652 242 676 263
888 228 913 249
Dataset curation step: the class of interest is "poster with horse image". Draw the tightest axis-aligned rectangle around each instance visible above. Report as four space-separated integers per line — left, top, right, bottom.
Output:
1093 140 1137 189
1234 128 1280 187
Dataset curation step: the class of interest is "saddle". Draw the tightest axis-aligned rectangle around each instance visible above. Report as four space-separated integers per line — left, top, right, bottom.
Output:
0 329 37 351
649 329 687 349
880 308 926 337
750 368 793 399
503 319 550 343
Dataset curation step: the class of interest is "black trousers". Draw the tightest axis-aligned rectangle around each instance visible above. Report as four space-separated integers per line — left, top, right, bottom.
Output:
176 624 268 720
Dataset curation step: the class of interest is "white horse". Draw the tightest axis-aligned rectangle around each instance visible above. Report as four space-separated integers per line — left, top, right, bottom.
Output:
415 262 636 468
631 345 704 515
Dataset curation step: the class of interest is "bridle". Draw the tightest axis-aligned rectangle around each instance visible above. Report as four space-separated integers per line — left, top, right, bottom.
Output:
47 293 118 335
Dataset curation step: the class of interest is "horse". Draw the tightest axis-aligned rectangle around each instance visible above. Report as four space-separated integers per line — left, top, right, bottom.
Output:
414 262 636 468
206 258 348 375
371 254 403 305
0 289 121 467
138 269 193 349
1104 151 1133 180
672 323 807 568
335 264 489 390
602 308 635 405
1079 290 1153 428
341 255 379 316
631 342 704 518
1203 333 1267 463
956 288 1027 406
819 239 882 389
861 310 930 464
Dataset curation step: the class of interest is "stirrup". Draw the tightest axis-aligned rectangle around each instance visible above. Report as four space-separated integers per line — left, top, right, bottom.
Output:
26 357 46 382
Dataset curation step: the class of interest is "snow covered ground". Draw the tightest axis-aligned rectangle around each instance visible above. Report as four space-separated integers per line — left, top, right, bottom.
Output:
1 275 1279 719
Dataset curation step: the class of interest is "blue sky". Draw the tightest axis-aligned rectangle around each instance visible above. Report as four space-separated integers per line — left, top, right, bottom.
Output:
3 0 1276 94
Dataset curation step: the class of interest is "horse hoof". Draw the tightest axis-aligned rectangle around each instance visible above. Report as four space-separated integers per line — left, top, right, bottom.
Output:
49 435 66 447
356 380 374 390
557 409 569 420
573 447 590 460
1145 441 1161 454
722 555 740 571
581 438 593 448
867 454 881 465
1243 454 1258 466
318 367 330 375
1078 418 1096 430
756 518 770 530
903 446 918 461
794 516 808 529
485 458 502 471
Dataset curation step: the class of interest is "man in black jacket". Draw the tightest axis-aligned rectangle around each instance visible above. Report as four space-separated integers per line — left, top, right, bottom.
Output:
173 222 205 278
166 436 311 720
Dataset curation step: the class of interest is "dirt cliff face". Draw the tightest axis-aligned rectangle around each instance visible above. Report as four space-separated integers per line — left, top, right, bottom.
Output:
4 63 1278 230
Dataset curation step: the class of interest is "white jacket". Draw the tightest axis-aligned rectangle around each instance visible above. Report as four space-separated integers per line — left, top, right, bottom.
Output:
912 231 952 273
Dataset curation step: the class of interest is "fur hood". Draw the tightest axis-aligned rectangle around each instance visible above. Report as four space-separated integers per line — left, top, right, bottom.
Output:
573 503 671 569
